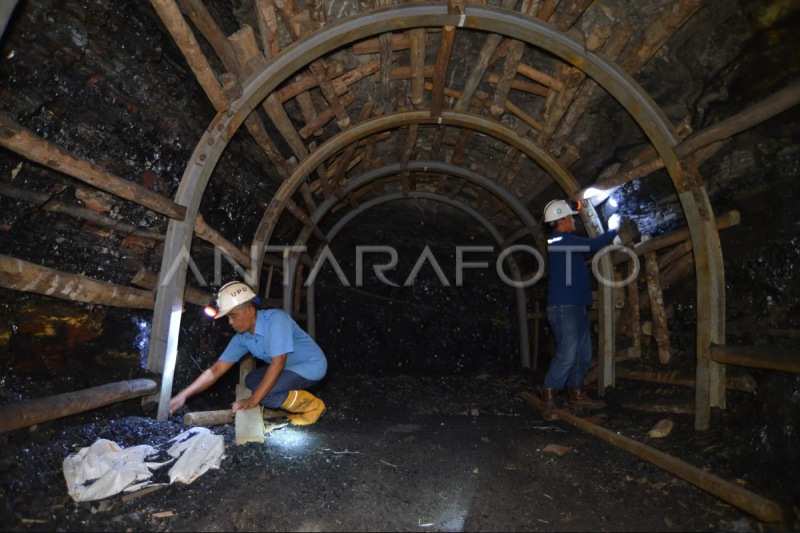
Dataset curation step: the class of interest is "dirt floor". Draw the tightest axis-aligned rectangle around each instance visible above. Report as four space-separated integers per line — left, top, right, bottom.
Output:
0 374 795 532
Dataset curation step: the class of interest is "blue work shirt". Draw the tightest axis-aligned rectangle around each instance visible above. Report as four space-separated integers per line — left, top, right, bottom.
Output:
219 309 327 381
547 230 617 307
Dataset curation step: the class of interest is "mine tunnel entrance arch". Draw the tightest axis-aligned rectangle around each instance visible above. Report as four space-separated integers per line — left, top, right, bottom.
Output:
150 3 724 430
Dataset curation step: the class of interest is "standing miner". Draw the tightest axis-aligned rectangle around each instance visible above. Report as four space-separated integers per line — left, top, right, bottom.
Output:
540 200 632 420
170 281 327 425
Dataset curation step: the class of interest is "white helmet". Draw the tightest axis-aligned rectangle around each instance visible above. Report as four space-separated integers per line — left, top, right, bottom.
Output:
543 199 579 223
205 281 257 319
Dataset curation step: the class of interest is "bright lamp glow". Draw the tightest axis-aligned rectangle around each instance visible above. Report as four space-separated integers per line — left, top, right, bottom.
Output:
583 187 602 198
204 306 218 318
609 197 618 208
608 214 621 231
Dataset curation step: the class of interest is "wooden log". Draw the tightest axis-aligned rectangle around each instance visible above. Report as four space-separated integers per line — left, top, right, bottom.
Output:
622 400 696 415
242 112 292 180
0 182 166 241
356 109 385 176
619 0 711 76
0 379 158 435
429 26 454 119
658 240 693 270
296 90 322 137
235 384 265 444
598 82 800 190
0 115 187 220
254 0 281 59
353 33 410 55
534 64 585 147
0 253 155 309
131 267 212 307
643 236 672 364
611 211 740 265
452 92 489 165
517 63 563 91
149 0 228 112
627 257 641 348
276 61 343 101
194 214 250 267
487 74 549 97
408 1 426 109
710 344 800 373
521 391 783 523
548 23 632 154
553 0 593 32
336 101 376 185
615 367 757 393
184 409 234 426
176 0 240 75
536 0 559 21
299 92 357 139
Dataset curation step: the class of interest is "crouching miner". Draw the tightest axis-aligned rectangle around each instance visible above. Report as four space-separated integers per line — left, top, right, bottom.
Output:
540 200 632 421
170 281 327 425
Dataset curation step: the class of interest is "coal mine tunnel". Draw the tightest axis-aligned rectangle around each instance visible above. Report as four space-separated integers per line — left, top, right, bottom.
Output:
1 0 799 530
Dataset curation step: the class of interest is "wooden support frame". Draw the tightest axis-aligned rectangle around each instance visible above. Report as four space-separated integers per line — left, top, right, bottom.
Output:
643 236 672 364
149 5 726 431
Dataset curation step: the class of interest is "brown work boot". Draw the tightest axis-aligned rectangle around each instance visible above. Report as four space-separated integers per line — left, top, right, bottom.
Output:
541 388 560 421
568 386 606 410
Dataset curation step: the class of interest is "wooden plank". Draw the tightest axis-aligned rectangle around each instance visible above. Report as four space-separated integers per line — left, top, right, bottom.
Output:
150 0 228 112
235 384 265 445
239 355 255 385
710 344 800 374
521 392 783 524
643 235 672 364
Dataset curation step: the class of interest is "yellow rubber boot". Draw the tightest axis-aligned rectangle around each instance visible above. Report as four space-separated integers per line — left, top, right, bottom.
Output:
280 390 326 426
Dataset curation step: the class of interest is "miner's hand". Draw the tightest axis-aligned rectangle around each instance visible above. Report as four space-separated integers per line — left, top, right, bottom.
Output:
231 398 259 415
170 394 186 415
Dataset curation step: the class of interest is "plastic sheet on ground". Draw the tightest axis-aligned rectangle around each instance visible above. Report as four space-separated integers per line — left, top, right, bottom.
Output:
63 427 225 502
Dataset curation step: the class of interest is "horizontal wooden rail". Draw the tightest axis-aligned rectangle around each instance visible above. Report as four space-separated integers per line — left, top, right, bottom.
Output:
0 379 158 434
711 343 800 373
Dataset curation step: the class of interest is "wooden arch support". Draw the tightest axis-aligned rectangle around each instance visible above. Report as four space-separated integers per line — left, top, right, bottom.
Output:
303 191 532 368
148 4 723 431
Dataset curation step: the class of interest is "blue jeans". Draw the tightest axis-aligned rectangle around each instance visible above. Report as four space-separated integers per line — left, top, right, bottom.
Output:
543 305 592 390
245 367 320 409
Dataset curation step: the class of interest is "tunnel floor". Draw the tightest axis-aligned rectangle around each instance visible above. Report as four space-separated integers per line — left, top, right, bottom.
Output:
0 375 776 532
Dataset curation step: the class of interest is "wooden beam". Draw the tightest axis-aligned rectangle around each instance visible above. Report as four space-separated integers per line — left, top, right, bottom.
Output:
254 0 281 58
149 0 229 112
299 92 357 139
0 182 166 242
0 379 158 435
517 63 563 91
619 0 712 76
453 92 489 165
194 214 250 266
643 235 672 364
453 0 517 112
553 0 593 32
548 22 631 154
353 32 410 55
611 211 740 265
615 367 757 393
334 101 376 187
131 267 212 307
627 257 640 349
534 63 585 147
276 61 343 101
431 26 456 118
0 115 187 220
521 392 783 523
176 0 240 74
356 108 385 176
0 253 155 309
710 344 800 373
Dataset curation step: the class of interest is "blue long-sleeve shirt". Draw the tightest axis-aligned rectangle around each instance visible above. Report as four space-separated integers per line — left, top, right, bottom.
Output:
547 230 617 306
